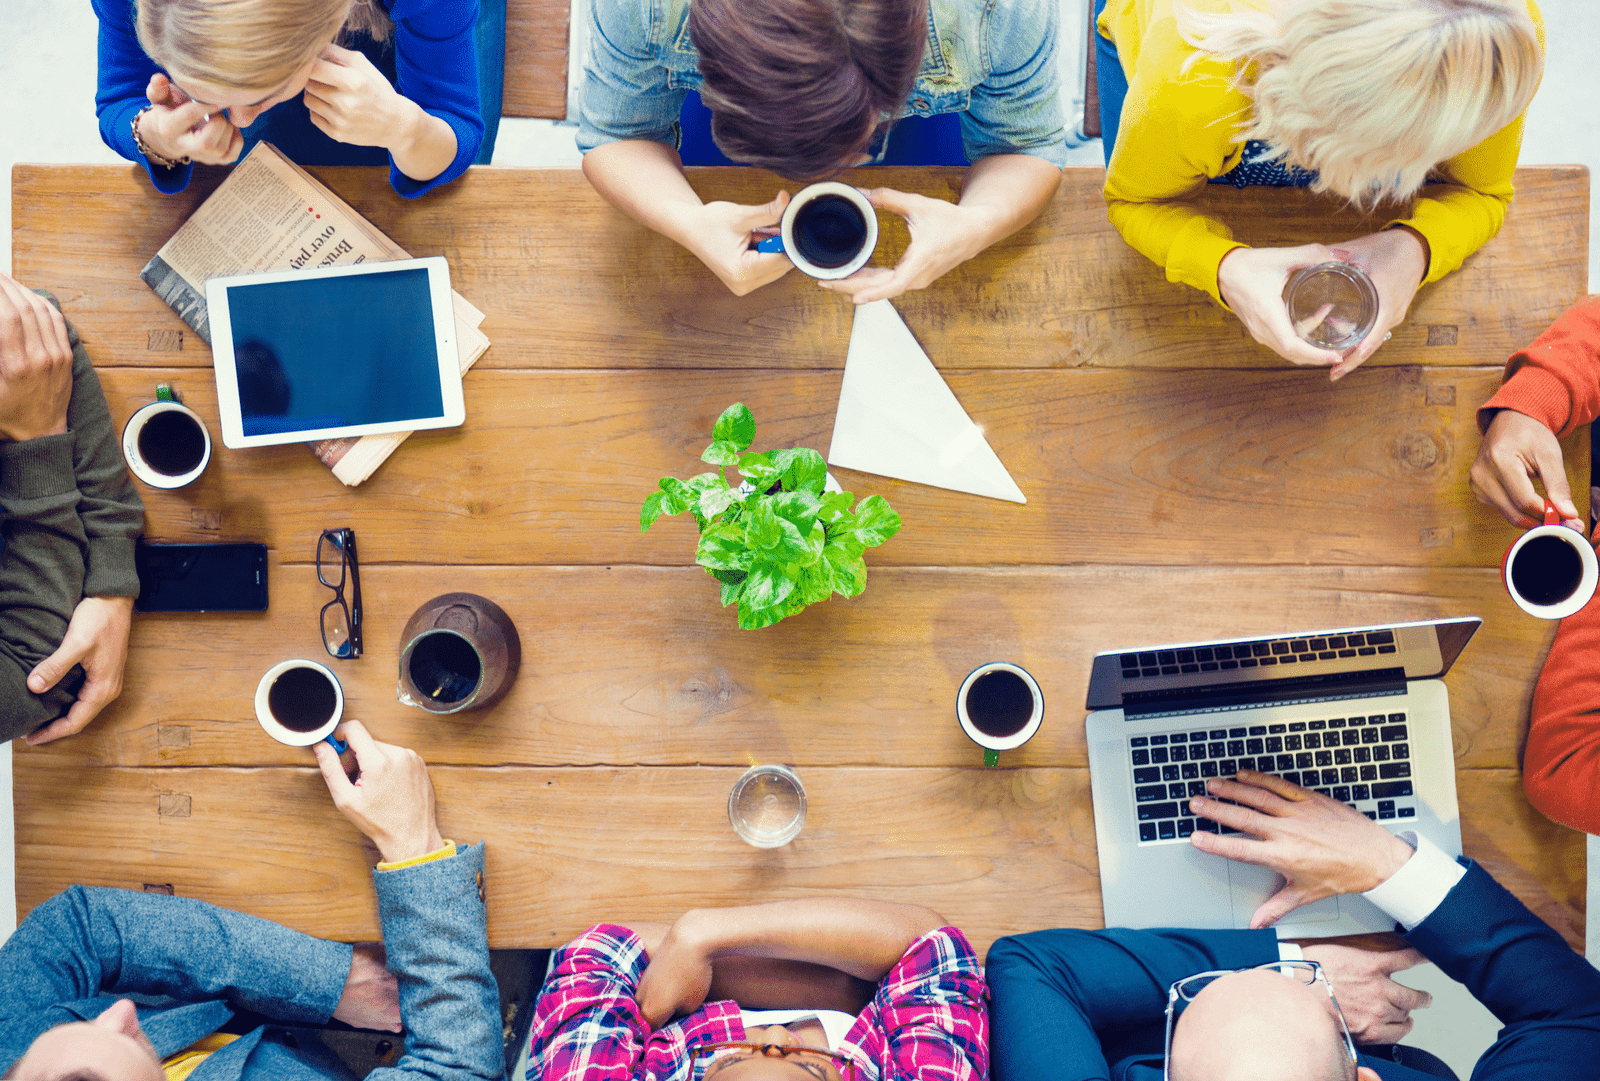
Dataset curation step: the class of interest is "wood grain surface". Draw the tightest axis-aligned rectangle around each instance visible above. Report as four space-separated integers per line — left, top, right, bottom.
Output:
12 762 1580 953
12 165 1588 373
504 0 570 118
91 366 1589 568
10 162 1592 953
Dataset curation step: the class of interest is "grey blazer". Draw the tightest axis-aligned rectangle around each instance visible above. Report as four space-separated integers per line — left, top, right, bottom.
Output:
0 842 502 1081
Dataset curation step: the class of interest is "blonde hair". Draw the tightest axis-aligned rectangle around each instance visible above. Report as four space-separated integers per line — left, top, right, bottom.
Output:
1177 0 1544 210
136 0 394 95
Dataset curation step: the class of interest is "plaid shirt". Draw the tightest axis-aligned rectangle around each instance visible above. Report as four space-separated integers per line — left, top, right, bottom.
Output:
529 924 989 1081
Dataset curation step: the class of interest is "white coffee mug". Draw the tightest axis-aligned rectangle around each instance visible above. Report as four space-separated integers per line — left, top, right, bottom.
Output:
755 182 878 280
957 662 1044 767
1502 499 1599 619
255 659 348 752
122 386 211 489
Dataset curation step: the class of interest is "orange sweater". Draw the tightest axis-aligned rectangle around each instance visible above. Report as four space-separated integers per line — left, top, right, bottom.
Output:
1480 296 1600 833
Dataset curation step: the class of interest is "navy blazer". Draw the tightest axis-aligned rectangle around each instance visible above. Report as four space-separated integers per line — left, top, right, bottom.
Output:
986 861 1600 1081
0 843 502 1081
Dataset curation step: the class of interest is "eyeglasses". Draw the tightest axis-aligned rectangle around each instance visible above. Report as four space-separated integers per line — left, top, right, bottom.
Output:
695 1042 857 1081
317 528 363 659
1162 960 1358 1081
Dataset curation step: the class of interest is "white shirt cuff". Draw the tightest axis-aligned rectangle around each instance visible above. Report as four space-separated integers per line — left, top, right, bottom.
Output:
1361 832 1467 931
1277 941 1305 962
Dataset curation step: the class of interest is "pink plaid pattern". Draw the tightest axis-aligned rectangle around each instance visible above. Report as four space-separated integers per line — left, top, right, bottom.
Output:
528 923 989 1081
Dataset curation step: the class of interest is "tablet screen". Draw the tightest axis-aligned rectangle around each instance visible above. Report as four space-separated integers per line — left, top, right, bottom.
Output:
222 266 446 437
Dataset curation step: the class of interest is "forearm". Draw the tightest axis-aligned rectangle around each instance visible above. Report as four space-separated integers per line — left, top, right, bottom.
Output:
389 102 460 183
957 154 1061 251
1525 604 1600 833
672 899 945 982
583 140 707 254
707 956 876 1014
1478 297 1600 436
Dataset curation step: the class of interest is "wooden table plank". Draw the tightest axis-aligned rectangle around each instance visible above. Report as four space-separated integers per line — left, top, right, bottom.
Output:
14 763 1578 953
12 165 1586 373
26 565 1551 772
98 366 1587 568
504 0 570 119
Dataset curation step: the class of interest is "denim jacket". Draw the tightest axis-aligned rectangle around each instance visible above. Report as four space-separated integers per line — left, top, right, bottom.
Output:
577 0 1066 166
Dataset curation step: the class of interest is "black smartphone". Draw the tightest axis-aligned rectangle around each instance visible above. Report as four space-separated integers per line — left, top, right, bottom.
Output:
134 541 269 612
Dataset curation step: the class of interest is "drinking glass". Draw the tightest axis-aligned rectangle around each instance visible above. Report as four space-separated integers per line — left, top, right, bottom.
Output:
728 764 807 848
1283 262 1378 350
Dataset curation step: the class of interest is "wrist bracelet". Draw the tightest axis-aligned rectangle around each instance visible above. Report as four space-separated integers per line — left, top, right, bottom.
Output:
132 104 189 170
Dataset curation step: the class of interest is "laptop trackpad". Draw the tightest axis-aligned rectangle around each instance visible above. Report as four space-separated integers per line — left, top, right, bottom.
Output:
1227 862 1341 929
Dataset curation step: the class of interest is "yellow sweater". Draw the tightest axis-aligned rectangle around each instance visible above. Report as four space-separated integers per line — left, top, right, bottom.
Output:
1098 0 1545 305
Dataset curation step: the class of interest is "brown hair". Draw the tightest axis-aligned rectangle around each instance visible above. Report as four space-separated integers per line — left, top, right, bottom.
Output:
690 0 929 178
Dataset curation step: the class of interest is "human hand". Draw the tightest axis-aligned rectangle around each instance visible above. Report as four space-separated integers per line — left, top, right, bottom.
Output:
1217 244 1348 371
332 943 402 1032
23 596 135 745
0 274 73 443
635 911 716 1028
313 721 445 863
818 187 991 305
1187 770 1416 928
1324 228 1427 381
1299 943 1431 1044
1470 409 1582 530
682 193 795 297
305 44 415 150
138 73 243 165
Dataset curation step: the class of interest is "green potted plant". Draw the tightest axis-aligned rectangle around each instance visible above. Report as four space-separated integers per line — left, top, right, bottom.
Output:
640 403 902 629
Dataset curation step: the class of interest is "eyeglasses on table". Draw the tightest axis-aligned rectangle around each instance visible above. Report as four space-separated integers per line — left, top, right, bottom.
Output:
317 527 363 659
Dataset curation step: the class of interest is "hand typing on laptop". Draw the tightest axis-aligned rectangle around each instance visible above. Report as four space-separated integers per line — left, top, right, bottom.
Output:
1187 770 1416 929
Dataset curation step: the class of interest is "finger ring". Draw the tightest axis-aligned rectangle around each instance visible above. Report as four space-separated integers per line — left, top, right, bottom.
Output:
1383 332 1392 342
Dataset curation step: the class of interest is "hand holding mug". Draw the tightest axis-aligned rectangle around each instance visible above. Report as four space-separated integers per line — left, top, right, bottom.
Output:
139 73 243 166
1471 409 1583 530
1218 245 1347 371
1325 229 1427 381
313 721 446 864
686 192 794 296
1502 499 1598 618
816 187 984 304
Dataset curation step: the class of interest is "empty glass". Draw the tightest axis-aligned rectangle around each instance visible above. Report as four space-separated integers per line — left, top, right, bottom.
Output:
728 764 807 848
1283 262 1378 350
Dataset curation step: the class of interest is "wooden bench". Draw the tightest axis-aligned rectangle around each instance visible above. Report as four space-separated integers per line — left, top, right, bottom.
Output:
504 0 571 118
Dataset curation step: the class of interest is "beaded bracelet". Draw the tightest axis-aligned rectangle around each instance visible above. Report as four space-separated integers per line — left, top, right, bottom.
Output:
132 104 190 170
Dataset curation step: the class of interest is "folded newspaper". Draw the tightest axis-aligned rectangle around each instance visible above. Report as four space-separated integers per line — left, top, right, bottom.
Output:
140 142 491 486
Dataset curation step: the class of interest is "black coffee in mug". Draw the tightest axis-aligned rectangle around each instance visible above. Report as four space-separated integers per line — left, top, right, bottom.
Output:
965 669 1035 738
1511 534 1585 607
138 410 207 476
793 194 868 269
408 631 483 705
267 666 338 732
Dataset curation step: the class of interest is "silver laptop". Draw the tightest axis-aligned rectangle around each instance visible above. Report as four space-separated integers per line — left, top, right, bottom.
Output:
1086 618 1477 937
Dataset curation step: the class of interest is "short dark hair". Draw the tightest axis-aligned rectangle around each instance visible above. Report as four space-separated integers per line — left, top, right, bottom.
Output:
690 0 929 178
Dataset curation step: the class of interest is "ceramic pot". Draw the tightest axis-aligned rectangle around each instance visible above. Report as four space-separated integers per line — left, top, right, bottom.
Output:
397 593 521 713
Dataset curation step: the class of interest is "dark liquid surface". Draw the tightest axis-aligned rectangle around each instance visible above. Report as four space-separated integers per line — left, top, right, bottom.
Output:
793 195 867 269
138 410 206 476
1511 533 1585 607
965 669 1035 737
267 666 338 732
408 631 482 704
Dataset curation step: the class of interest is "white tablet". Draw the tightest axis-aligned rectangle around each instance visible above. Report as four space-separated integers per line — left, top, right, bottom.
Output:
206 257 465 449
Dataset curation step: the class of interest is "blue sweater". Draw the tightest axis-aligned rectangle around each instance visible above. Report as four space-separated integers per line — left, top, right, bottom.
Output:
92 0 482 198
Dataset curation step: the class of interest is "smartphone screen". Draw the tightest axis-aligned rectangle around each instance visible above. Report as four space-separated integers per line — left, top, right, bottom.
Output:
135 542 269 612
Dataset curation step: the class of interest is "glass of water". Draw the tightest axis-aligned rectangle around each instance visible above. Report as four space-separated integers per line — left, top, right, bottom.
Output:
728 764 807 848
1283 261 1379 350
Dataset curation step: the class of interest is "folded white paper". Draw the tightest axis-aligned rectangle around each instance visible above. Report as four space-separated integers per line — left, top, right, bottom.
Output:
827 300 1026 504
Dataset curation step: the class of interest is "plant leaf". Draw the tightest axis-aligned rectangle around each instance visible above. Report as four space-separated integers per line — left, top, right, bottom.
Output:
769 489 822 526
717 574 745 607
696 522 753 571
837 494 902 548
795 560 832 605
823 541 867 597
640 491 667 532
655 477 694 516
744 501 784 550
702 439 742 466
816 490 855 526
737 451 781 490
697 484 739 520
737 600 789 630
713 403 756 451
741 559 796 611
779 448 827 493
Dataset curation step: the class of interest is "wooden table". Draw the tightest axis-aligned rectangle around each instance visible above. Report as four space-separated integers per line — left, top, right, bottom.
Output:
10 162 1592 953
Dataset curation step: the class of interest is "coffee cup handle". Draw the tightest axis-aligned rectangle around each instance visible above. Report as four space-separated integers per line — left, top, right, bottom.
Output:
1543 498 1560 527
323 733 348 755
984 748 999 768
755 235 786 254
156 383 178 403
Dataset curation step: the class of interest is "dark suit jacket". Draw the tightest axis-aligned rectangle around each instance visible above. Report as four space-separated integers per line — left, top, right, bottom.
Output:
0 843 502 1080
986 861 1600 1081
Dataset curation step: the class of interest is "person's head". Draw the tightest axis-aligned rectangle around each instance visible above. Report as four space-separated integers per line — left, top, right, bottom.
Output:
689 0 929 178
1178 0 1543 210
134 0 393 126
1167 970 1378 1081
699 1026 851 1081
3 999 165 1081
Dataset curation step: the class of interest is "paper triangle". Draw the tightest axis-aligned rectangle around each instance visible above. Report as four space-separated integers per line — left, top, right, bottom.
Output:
827 300 1026 504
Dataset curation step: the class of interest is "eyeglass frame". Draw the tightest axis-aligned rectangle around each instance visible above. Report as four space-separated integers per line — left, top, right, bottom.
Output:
317 528 363 659
694 1041 858 1081
1161 959 1359 1081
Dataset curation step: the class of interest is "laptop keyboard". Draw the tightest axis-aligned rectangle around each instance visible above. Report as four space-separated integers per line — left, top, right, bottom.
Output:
1117 630 1397 680
1129 712 1415 844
